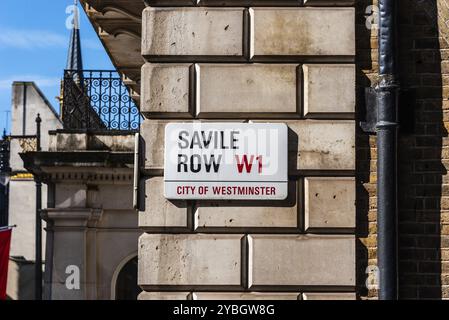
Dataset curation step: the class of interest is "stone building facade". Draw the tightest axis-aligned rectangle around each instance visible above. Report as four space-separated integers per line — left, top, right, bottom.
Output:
137 2 356 300
18 0 449 299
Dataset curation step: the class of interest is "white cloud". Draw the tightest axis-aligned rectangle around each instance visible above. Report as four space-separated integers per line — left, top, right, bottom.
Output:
0 28 103 51
0 75 60 91
0 29 66 49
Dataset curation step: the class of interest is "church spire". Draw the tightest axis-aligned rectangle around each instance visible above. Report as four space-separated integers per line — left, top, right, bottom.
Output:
66 0 83 73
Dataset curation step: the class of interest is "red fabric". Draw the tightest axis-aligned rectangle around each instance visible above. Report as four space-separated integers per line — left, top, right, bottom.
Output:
0 229 12 300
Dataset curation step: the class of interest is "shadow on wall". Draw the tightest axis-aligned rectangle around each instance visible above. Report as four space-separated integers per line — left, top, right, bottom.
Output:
396 0 445 300
357 0 446 299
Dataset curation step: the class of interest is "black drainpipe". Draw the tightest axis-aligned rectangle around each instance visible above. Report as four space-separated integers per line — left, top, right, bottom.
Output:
376 0 399 300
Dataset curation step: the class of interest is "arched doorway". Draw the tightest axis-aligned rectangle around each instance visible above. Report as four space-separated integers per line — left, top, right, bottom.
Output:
114 256 140 300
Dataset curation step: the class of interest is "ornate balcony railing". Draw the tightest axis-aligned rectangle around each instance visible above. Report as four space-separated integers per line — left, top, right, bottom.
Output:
62 70 141 131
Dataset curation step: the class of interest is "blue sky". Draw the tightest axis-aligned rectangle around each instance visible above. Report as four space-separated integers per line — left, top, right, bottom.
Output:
0 0 114 134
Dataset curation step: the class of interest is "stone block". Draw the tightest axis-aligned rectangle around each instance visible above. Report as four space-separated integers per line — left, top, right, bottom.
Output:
304 177 355 230
252 8 355 57
138 292 190 300
302 292 356 300
304 0 354 5
288 120 355 171
141 120 168 170
303 64 355 117
197 64 299 117
139 234 244 287
139 177 189 228
248 235 355 287
141 63 192 116
142 7 245 57
199 0 301 4
193 292 300 300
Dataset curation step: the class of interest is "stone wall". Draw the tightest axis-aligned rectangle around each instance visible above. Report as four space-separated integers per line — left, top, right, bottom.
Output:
139 1 357 300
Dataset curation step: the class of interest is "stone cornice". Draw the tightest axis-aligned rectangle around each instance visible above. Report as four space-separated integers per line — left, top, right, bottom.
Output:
42 208 103 228
20 151 134 184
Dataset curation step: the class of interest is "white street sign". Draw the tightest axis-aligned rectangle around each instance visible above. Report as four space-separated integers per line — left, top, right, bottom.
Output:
164 123 288 200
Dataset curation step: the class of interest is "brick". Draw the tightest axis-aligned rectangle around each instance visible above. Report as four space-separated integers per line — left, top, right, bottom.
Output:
252 8 355 57
139 234 243 287
141 63 191 116
304 177 356 230
288 120 355 171
139 177 189 228
192 292 299 300
302 292 356 300
138 292 190 300
142 7 244 57
195 180 298 229
303 64 355 117
248 235 355 287
197 64 299 117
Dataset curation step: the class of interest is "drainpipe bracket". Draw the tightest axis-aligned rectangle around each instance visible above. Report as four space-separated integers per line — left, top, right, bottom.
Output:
359 87 415 135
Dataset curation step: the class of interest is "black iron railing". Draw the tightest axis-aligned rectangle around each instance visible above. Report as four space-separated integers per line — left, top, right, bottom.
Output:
62 70 141 131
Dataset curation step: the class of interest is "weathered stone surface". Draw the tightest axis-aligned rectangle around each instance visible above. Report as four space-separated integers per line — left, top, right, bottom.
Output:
197 64 299 117
87 184 133 210
193 292 300 300
304 177 355 230
49 133 87 151
139 177 188 228
55 184 87 208
199 0 303 4
302 292 356 300
195 180 298 229
252 8 355 56
303 64 355 116
145 0 196 4
88 134 135 151
288 120 355 171
141 120 168 170
248 235 355 287
49 133 135 151
304 0 355 5
138 292 190 300
142 8 244 57
199 0 355 3
139 234 243 286
141 63 191 116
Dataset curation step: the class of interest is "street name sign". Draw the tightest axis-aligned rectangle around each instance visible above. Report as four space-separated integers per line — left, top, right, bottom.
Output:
164 123 288 200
